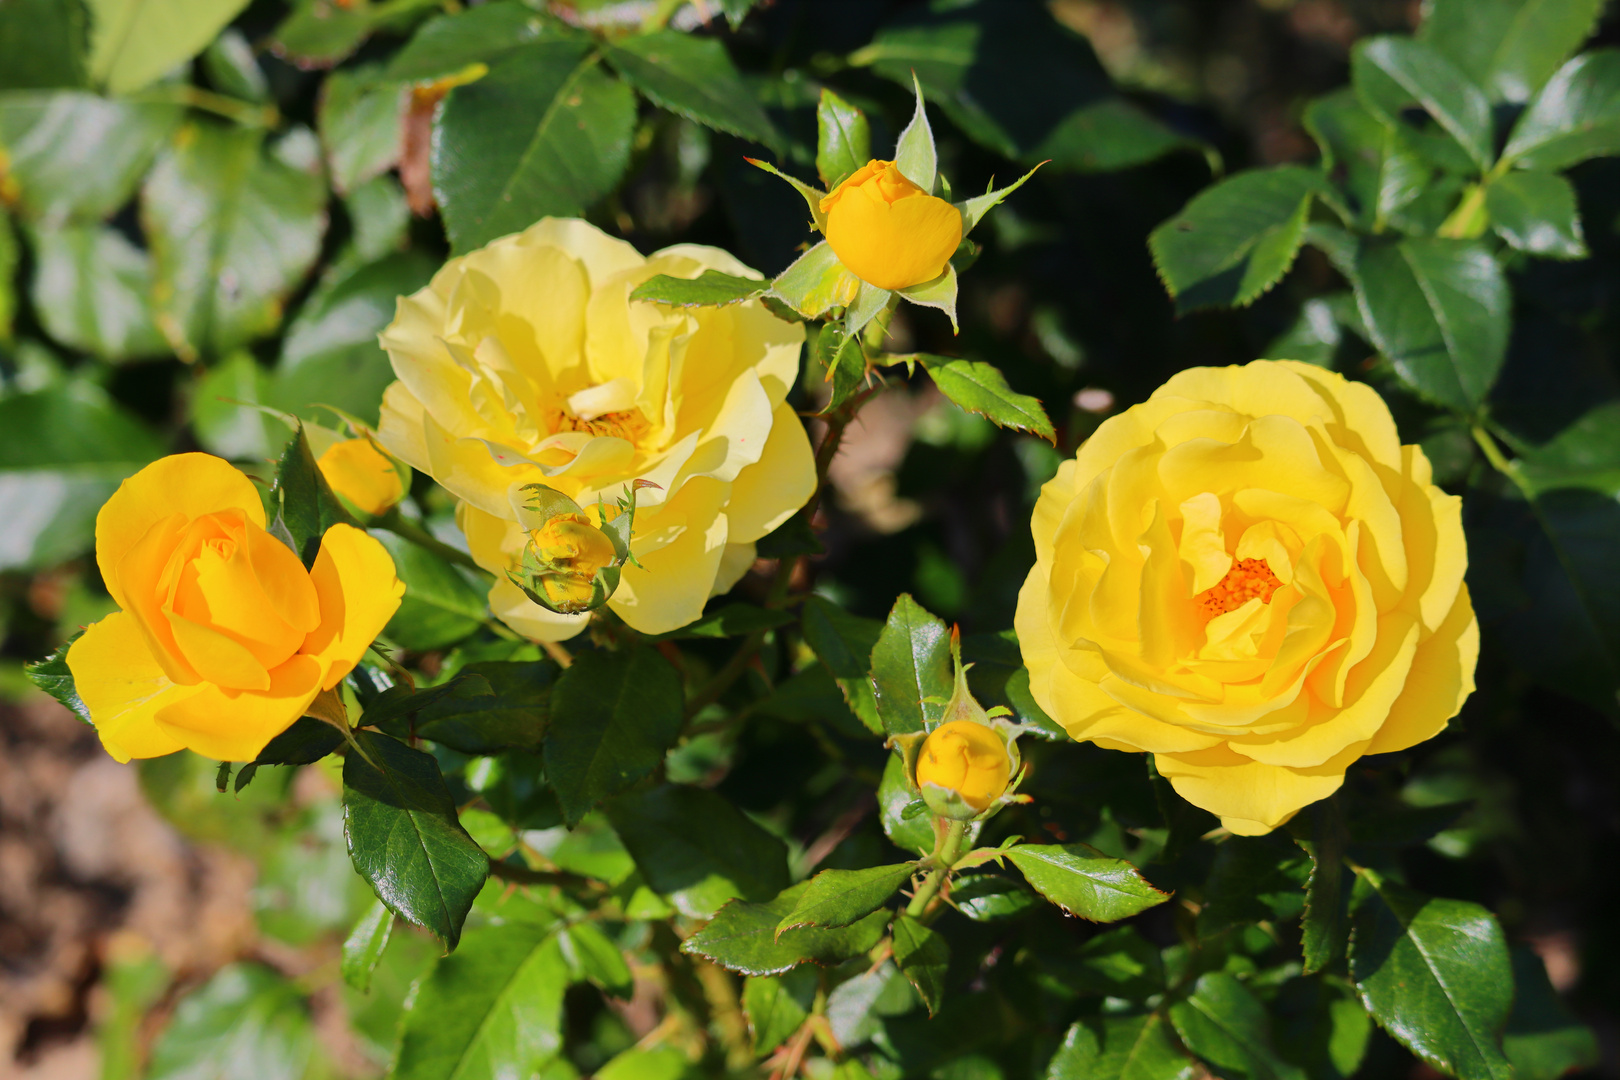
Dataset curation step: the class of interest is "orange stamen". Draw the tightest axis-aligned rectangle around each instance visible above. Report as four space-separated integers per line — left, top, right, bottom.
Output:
1195 558 1282 618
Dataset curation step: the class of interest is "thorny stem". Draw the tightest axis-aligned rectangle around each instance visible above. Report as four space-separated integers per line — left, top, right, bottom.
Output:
905 819 969 920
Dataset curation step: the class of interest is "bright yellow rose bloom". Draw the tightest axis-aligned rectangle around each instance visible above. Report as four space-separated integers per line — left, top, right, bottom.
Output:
1015 361 1478 836
67 453 404 763
317 437 406 517
819 160 962 291
917 720 1014 813
376 218 815 640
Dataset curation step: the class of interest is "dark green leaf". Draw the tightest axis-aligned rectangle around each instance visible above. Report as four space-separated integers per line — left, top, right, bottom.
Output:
817 88 871 189
340 899 394 993
1502 50 1620 169
754 508 824 560
26 222 169 361
372 531 487 652
0 0 87 90
870 593 952 736
1304 89 1427 232
1503 946 1600 1079
743 968 818 1057
1348 866 1515 1080
546 647 684 826
269 0 425 67
143 123 327 361
653 603 795 640
23 630 90 724
1048 1013 1197 1080
1352 36 1494 170
776 863 914 934
880 754 935 856
629 270 768 308
948 873 1038 921
342 730 490 950
318 66 404 195
1419 0 1605 102
1351 237 1508 412
916 354 1056 442
0 94 178 224
255 716 344 766
360 671 492 729
681 880 891 976
270 425 358 569
410 661 558 754
88 0 251 95
1149 166 1323 313
607 783 790 919
1518 401 1620 495
603 31 777 146
559 921 634 999
1169 972 1306 1080
801 595 883 734
1197 833 1309 936
145 963 313 1080
1271 976 1372 1080
814 324 867 413
1004 843 1169 922
433 40 636 252
385 1 556 82
392 922 567 1080
892 912 949 1016
1486 169 1586 257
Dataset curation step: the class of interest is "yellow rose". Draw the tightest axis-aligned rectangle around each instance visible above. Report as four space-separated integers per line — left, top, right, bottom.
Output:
819 160 962 292
917 719 1014 815
377 218 815 640
67 453 404 763
317 437 407 517
1015 361 1478 836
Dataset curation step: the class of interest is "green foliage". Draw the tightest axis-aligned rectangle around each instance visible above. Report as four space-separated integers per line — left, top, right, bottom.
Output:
145 964 314 1080
776 863 916 933
683 881 892 976
630 270 767 308
870 593 952 735
1001 844 1169 922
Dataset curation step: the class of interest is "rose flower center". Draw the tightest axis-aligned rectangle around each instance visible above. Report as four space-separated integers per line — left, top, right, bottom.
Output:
548 407 651 443
1195 558 1283 618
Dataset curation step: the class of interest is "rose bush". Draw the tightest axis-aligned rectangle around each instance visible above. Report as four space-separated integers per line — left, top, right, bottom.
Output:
1016 360 1478 834
376 218 815 639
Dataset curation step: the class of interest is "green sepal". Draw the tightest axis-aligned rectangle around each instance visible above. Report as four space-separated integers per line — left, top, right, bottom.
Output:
745 157 828 232
844 280 893 338
897 264 958 332
956 163 1044 235
894 70 937 194
770 240 862 320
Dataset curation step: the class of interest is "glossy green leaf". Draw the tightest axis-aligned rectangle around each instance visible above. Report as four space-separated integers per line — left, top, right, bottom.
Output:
0 0 88 90
1503 946 1600 1079
817 88 870 190
145 963 313 1080
23 630 90 724
26 222 169 361
1168 972 1306 1080
1047 1013 1197 1080
1149 166 1322 313
629 270 767 308
559 920 634 999
372 531 487 652
743 968 818 1057
340 899 394 993
385 1 554 82
546 647 684 826
892 912 949 1016
801 595 883 734
1502 50 1620 169
1419 0 1605 102
917 354 1055 442
408 660 557 754
392 922 567 1080
319 66 403 194
948 873 1038 921
777 863 914 934
879 754 935 856
607 783 790 919
342 729 490 950
254 715 343 766
1351 237 1508 412
0 93 178 224
1352 35 1494 170
143 123 327 361
270 424 357 570
1486 169 1586 257
681 880 891 976
1003 843 1169 922
1518 401 1620 495
87 0 251 94
1197 833 1309 936
433 40 635 252
604 31 776 146
870 593 952 736
1348 866 1515 1080
1304 89 1427 231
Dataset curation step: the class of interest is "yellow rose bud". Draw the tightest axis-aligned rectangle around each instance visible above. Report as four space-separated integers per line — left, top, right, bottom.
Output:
67 453 404 764
317 437 406 517
526 512 618 612
916 719 1014 816
1016 360 1478 836
819 159 963 291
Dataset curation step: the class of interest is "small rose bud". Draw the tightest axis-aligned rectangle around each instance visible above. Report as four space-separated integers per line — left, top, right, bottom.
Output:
917 719 1014 818
520 511 619 613
819 159 962 291
317 437 407 518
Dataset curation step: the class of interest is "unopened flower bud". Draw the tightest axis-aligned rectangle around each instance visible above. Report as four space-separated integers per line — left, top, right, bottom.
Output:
917 719 1014 818
317 437 406 518
819 159 962 291
517 512 618 613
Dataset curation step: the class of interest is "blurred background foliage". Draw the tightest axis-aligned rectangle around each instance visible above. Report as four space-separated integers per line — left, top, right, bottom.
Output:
3 0 1620 1078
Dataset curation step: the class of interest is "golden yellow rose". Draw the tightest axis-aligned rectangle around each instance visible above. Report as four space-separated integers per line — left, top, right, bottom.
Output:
317 437 407 517
67 453 404 763
1015 361 1478 835
820 159 962 292
917 719 1014 815
377 218 815 640
523 511 618 612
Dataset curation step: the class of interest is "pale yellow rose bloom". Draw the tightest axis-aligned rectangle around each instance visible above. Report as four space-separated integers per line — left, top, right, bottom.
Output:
67 453 404 763
376 218 815 639
1015 361 1478 835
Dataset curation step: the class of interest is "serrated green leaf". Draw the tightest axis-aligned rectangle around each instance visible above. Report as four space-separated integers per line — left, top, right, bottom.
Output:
1168 971 1306 1080
408 660 557 754
776 863 914 935
340 899 393 993
801 595 883 734
630 270 767 308
1486 168 1586 257
743 968 818 1057
1304 89 1427 232
1502 50 1620 169
1348 866 1514 1080
879 754 936 856
681 880 891 976
1150 165 1322 313
146 963 313 1080
23 630 90 724
1419 0 1605 102
607 783 790 919
87 0 251 95
870 593 953 736
342 730 490 950
560 921 634 999
0 93 179 225
1048 1013 1197 1080
392 922 567 1080
433 40 635 252
604 30 777 146
254 715 344 766
817 88 870 190
1351 237 1508 412
948 873 1038 921
1503 945 1600 1079
386 1 556 82
270 424 358 569
1353 35 1494 171
546 647 683 826
1197 833 1309 937
1295 800 1350 975
891 912 949 1015
916 354 1055 442
1003 843 1169 922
